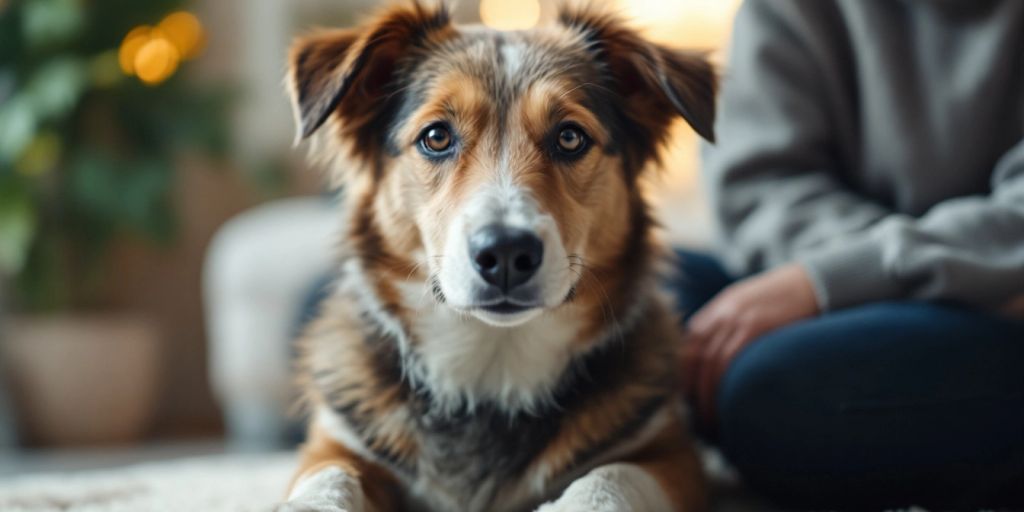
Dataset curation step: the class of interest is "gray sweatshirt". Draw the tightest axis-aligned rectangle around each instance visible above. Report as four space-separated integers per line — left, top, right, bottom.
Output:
703 0 1024 311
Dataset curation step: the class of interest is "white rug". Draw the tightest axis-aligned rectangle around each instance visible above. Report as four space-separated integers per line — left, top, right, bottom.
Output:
0 453 296 512
0 450 774 512
0 450 926 512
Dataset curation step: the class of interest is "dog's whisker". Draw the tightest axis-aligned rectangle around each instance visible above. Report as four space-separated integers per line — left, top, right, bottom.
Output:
404 260 427 281
572 258 626 348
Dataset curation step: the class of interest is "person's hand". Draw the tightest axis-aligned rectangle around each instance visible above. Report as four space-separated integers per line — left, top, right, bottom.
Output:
681 263 820 427
1002 294 1024 319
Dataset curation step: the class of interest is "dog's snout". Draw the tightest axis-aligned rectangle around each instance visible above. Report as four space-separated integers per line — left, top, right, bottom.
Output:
469 225 543 292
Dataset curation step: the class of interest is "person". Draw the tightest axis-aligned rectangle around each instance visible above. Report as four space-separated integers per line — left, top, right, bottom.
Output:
678 0 1024 508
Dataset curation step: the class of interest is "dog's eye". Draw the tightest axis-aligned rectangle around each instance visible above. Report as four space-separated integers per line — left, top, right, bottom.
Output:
420 124 453 154
556 125 587 155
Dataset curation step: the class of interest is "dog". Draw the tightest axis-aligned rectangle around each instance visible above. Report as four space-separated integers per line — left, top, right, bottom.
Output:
280 2 716 510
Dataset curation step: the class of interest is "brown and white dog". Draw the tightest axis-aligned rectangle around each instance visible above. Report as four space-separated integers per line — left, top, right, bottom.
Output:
281 2 716 511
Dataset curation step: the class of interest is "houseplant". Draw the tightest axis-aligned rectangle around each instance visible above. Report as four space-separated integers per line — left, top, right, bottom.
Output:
0 0 229 445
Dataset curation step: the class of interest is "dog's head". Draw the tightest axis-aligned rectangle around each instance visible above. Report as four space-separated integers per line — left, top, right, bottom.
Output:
288 1 715 329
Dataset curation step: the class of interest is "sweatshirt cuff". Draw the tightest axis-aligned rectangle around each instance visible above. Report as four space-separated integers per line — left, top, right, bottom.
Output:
797 238 906 312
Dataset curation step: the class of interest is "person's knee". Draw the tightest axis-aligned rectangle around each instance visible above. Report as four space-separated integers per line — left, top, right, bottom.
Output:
714 339 823 502
712 305 1024 507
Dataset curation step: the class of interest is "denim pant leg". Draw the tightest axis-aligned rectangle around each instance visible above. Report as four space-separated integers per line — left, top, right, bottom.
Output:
716 301 1024 509
669 249 737 321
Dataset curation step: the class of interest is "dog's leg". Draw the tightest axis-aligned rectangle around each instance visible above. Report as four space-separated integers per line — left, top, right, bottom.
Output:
536 420 707 512
278 424 400 512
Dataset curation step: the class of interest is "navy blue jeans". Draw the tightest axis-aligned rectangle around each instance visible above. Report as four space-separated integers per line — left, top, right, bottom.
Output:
673 251 1024 509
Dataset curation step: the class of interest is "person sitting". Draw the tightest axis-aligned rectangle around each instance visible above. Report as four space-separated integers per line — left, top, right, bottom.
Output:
678 0 1024 508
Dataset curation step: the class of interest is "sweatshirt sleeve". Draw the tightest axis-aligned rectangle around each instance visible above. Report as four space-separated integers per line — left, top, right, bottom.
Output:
702 0 1024 311
801 141 1024 311
702 1 892 301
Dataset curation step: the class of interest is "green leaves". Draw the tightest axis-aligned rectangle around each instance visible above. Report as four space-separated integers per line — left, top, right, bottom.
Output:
0 95 36 163
21 0 84 49
67 150 176 243
23 57 86 118
0 176 37 276
0 57 85 164
1 0 230 310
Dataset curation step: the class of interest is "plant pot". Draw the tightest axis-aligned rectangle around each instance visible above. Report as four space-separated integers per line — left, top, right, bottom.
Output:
0 314 160 447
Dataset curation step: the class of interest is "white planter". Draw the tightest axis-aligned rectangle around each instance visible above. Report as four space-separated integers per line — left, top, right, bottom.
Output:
1 314 160 446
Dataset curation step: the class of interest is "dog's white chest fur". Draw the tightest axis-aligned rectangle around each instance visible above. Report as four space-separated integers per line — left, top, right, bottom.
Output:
396 280 584 414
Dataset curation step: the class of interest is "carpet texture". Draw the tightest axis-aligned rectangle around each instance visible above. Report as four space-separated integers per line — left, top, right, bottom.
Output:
0 453 295 512
3 451 910 511
0 450 777 512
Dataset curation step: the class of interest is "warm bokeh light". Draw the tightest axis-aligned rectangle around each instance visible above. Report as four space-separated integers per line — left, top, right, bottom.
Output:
613 0 741 245
134 37 180 84
618 0 741 48
116 12 204 85
158 11 205 59
118 25 152 75
480 0 540 30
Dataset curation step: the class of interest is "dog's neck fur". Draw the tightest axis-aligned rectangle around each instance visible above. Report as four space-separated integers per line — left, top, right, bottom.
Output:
338 251 654 417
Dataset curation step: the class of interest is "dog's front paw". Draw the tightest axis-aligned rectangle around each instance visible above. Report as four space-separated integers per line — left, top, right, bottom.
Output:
535 501 583 512
277 467 365 512
272 499 353 512
534 476 632 512
535 464 672 512
534 493 630 512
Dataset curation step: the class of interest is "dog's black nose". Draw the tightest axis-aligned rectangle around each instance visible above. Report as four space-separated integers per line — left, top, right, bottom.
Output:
469 225 543 292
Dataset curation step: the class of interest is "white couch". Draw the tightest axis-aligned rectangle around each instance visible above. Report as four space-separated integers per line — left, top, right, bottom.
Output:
203 197 338 449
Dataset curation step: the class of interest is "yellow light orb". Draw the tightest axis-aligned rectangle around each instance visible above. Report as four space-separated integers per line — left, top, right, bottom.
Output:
480 0 540 31
618 0 742 47
158 11 205 59
134 37 180 85
118 25 152 75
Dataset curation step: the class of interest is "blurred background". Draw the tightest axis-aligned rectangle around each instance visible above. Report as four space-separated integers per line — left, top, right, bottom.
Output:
0 0 741 474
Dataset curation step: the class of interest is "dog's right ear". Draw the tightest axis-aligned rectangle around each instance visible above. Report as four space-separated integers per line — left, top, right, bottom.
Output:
287 2 452 144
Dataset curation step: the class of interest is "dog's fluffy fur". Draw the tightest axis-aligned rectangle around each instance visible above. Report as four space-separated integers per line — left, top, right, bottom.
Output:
281 2 717 511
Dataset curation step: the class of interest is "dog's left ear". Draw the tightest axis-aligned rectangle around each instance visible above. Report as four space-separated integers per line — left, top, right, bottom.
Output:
559 6 717 143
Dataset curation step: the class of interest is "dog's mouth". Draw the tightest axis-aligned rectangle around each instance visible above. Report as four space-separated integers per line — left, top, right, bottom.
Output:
479 301 535 315
469 299 544 327
434 277 580 328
